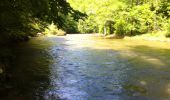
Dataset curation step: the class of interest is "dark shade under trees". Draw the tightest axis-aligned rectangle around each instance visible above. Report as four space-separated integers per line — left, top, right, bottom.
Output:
0 0 86 43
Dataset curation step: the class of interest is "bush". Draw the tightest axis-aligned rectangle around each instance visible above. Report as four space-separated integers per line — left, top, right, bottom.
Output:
43 23 66 36
114 19 129 36
165 21 170 37
78 19 98 33
126 4 155 35
8 30 29 42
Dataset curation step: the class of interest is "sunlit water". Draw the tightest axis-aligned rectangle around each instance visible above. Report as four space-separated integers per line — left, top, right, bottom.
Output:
2 34 170 100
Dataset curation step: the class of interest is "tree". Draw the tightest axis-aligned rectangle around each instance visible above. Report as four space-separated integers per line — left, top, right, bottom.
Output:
0 0 86 42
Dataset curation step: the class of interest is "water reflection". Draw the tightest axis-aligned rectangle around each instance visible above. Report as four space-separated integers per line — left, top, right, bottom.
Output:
2 34 170 100
0 37 53 100
45 34 170 100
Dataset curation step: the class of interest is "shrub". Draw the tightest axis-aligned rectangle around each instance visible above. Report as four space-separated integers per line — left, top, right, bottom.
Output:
165 20 170 37
8 29 29 42
127 4 155 35
43 23 66 36
114 19 129 36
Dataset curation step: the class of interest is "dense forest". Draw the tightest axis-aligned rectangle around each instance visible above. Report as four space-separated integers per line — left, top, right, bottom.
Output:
1 0 170 43
67 0 170 37
0 0 86 44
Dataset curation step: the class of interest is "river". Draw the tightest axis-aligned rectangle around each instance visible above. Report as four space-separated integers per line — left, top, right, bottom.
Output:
2 34 170 100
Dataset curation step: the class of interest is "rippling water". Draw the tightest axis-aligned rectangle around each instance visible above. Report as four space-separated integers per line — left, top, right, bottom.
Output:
2 34 170 100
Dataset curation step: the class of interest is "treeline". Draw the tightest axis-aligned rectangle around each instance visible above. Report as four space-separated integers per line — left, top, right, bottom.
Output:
68 0 170 37
0 0 86 44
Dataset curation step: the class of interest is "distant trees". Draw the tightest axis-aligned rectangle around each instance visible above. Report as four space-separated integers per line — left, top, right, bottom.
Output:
68 0 170 37
68 0 123 34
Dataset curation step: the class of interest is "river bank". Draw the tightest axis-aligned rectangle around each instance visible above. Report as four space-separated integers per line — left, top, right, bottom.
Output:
124 32 170 42
93 32 170 42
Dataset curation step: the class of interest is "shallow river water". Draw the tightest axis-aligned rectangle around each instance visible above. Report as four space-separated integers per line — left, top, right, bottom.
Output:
2 34 170 100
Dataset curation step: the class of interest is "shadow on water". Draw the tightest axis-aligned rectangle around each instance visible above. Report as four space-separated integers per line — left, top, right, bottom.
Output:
128 45 170 67
0 37 57 100
1 35 170 100
117 45 170 100
44 36 170 100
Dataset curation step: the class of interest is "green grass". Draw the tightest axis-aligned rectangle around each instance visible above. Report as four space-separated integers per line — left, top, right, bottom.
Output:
124 31 170 42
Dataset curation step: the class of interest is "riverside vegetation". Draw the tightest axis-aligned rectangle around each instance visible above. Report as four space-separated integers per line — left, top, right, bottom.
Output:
68 0 170 38
0 0 170 97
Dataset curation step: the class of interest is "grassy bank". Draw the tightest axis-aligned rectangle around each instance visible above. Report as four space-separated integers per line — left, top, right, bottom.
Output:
93 32 170 42
124 31 170 42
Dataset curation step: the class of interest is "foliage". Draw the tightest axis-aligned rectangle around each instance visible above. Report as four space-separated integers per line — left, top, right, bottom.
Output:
1 0 170 40
156 0 170 18
0 0 86 43
165 19 170 37
68 0 124 34
63 15 79 33
0 0 87 81
114 19 128 36
68 0 170 38
43 23 66 36
127 4 155 34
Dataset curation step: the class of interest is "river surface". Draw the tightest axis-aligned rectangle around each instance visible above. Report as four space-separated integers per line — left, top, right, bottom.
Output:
2 34 170 100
